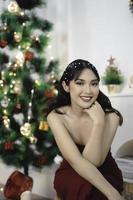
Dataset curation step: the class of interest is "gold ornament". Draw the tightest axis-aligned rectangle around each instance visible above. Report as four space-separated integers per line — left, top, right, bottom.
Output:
20 122 31 137
39 121 49 131
20 41 30 50
8 1 20 13
15 51 25 67
14 32 22 42
29 136 37 144
0 79 4 87
13 80 22 95
3 116 10 128
53 87 58 95
50 72 57 83
3 23 8 31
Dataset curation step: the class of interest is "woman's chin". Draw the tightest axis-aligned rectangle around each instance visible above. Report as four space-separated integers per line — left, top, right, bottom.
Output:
80 103 92 109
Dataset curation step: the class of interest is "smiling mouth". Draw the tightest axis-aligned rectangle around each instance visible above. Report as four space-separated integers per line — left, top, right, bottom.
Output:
80 96 92 102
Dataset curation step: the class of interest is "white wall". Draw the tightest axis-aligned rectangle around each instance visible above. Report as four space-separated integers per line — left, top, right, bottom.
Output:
39 0 69 72
67 0 133 80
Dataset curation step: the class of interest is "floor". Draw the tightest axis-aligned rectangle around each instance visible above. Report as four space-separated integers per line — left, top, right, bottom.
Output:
0 184 52 200
0 193 52 200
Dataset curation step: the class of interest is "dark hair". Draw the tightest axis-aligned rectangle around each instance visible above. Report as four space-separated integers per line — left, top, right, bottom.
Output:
46 59 123 125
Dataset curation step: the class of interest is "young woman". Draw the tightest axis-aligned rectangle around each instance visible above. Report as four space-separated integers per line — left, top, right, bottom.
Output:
47 59 124 200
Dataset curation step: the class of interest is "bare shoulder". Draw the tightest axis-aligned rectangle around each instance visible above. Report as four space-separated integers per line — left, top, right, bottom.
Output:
47 110 62 124
105 112 120 127
47 110 57 120
47 108 81 164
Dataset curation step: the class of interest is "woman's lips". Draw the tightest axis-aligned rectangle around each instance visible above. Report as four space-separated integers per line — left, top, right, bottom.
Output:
80 96 92 102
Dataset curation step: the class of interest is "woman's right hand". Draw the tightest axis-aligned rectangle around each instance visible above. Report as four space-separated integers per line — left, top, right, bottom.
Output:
84 101 105 124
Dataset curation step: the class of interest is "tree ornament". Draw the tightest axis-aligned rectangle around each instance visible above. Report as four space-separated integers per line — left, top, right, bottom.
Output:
15 51 25 67
30 72 40 82
1 96 10 108
19 41 31 50
8 1 20 13
32 36 40 44
0 79 4 87
29 136 37 144
14 32 22 42
13 80 22 95
53 87 58 95
4 141 14 150
54 154 63 165
3 23 8 31
25 51 34 61
44 89 55 98
49 71 58 84
3 116 10 129
13 113 24 125
16 103 22 110
39 121 49 131
20 122 32 137
44 74 51 82
44 141 52 148
0 40 8 48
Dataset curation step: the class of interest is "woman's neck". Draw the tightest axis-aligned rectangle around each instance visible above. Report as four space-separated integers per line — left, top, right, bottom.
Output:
68 104 84 118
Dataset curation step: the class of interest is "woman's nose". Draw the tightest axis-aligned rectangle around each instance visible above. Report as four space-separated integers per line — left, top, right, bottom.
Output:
84 84 92 93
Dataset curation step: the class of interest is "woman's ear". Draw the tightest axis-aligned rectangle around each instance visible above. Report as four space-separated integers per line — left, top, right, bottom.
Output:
62 81 69 93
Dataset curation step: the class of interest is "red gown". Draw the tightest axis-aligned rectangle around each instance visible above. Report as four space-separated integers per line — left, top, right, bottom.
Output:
54 144 123 200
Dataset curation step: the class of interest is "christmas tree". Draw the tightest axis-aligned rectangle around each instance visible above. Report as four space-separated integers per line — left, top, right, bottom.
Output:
0 0 60 175
102 56 124 85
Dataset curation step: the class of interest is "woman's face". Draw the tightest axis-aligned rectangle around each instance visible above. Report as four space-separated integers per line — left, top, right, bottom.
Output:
66 68 99 109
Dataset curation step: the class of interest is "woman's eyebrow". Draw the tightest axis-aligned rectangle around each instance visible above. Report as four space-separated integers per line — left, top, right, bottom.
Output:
75 78 98 82
75 78 84 81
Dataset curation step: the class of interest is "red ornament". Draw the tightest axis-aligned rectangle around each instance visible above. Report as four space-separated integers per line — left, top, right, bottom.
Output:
0 40 8 48
44 90 54 98
16 103 21 110
36 155 47 166
4 141 14 150
25 51 34 61
14 103 22 113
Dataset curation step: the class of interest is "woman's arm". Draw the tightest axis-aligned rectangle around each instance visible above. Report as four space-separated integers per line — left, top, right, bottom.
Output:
82 121 104 166
83 113 120 166
47 111 123 200
82 101 105 166
82 102 120 166
100 112 120 163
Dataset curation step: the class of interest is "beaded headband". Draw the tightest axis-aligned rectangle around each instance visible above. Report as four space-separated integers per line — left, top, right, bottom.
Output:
62 59 99 83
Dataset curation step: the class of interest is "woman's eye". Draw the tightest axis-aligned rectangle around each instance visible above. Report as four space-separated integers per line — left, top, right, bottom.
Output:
92 82 98 86
76 81 84 85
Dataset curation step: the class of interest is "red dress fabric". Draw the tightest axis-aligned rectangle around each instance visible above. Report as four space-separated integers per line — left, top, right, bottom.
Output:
54 144 123 200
